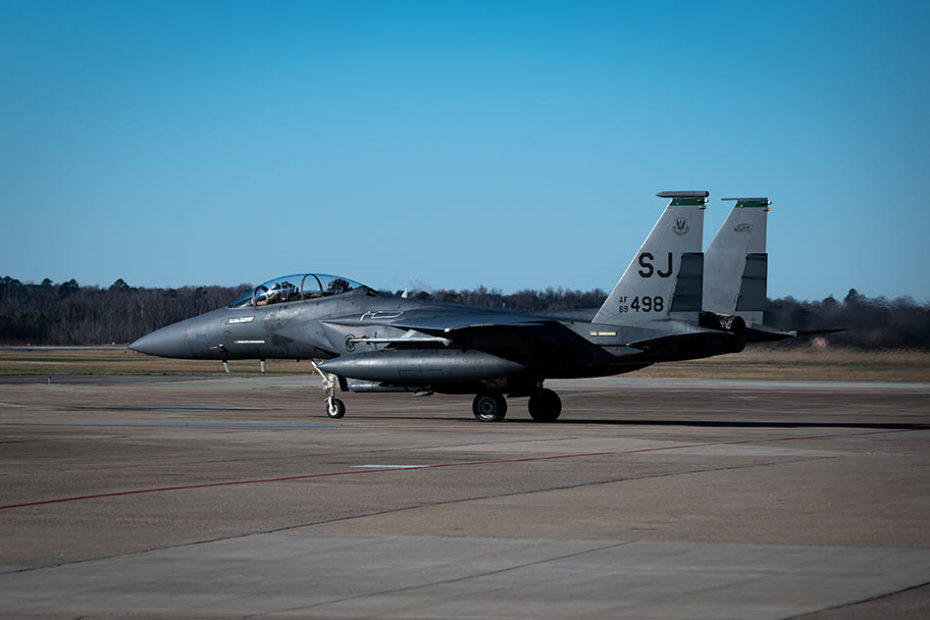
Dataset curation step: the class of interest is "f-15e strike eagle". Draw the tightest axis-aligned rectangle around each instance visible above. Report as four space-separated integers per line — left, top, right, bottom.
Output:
130 191 798 422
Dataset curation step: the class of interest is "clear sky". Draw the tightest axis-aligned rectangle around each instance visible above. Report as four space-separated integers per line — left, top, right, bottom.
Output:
2 0 929 301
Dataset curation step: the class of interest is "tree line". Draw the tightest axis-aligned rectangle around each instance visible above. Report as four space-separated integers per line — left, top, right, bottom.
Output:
1 276 928 349
0 277 249 345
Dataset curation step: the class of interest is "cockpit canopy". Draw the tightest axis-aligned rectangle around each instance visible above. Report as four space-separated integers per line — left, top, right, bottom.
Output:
228 274 372 308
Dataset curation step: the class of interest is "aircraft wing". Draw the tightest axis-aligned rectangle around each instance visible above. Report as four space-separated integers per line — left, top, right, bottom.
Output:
387 309 582 352
321 308 552 335
323 308 595 356
387 311 552 334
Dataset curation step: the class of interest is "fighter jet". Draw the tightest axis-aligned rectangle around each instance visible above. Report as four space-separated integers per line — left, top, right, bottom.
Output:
130 191 749 422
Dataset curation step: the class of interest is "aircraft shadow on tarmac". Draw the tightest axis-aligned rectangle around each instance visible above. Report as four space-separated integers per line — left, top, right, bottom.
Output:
341 414 930 431
525 419 930 430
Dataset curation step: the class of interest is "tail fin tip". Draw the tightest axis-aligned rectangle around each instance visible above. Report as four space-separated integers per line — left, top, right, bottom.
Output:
656 190 709 199
721 197 772 208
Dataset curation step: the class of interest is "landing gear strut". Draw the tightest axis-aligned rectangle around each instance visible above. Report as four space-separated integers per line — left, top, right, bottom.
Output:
528 388 561 422
472 391 507 422
310 360 345 419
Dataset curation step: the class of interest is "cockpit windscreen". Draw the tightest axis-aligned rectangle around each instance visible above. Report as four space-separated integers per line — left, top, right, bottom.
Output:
228 274 372 308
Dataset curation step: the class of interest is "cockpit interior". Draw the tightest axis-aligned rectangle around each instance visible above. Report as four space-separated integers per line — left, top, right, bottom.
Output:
228 274 373 308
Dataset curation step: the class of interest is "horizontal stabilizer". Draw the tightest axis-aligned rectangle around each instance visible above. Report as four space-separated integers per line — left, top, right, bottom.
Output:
744 326 846 343
628 325 746 359
745 326 794 343
795 328 847 337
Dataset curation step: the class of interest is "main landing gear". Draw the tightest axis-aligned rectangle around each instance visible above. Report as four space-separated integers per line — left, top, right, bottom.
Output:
472 391 508 422
472 388 562 423
528 388 562 422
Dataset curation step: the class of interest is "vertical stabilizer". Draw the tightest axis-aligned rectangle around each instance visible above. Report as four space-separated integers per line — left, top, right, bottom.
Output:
593 191 707 325
703 197 770 326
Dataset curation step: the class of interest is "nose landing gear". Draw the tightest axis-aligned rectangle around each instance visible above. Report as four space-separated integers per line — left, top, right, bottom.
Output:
326 396 346 419
311 360 346 419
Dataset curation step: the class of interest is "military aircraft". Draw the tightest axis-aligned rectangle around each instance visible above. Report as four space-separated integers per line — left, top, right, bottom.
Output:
130 191 764 422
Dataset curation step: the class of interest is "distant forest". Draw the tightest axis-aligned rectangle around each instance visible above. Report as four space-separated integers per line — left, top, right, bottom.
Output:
1 276 928 350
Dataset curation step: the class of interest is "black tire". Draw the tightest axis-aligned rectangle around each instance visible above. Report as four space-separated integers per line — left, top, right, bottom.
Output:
472 392 507 422
326 398 346 419
528 388 561 422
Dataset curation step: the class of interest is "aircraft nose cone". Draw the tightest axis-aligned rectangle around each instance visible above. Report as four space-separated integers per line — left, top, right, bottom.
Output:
129 321 192 358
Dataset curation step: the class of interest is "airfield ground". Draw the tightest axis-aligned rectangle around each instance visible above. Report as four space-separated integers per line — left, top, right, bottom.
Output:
1 350 929 618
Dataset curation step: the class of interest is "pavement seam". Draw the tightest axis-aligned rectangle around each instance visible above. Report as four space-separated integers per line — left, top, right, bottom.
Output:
3 427 911 512
242 540 637 618
784 579 930 619
0 455 830 578
0 450 616 511
289 454 835 531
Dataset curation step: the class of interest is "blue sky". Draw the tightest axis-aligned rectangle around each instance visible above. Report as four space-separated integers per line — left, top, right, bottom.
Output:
2 0 929 301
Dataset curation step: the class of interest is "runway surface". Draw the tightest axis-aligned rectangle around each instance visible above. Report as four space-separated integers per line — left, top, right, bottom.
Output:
1 375 929 618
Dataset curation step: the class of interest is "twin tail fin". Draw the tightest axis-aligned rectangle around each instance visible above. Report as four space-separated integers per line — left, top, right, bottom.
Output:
593 191 707 326
703 197 770 327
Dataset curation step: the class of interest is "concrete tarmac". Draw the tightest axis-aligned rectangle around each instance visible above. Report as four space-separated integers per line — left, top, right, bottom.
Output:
1 375 929 618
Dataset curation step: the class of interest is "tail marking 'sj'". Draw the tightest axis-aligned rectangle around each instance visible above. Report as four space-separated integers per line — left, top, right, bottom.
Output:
593 191 707 326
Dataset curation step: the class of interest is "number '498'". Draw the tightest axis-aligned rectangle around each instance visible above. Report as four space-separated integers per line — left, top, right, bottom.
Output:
618 296 664 312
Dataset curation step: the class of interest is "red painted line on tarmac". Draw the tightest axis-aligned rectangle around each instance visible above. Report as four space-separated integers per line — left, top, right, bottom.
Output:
0 428 916 511
0 451 615 511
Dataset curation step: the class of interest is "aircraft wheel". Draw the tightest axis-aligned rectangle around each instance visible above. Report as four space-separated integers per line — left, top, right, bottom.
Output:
528 388 561 422
473 391 507 422
326 398 346 419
